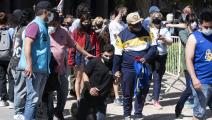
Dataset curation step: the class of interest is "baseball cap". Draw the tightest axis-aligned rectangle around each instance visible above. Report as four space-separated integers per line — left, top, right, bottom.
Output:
149 6 160 14
36 1 52 11
126 12 143 24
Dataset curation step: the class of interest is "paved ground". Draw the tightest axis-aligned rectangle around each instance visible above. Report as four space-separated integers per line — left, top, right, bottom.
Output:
0 74 211 120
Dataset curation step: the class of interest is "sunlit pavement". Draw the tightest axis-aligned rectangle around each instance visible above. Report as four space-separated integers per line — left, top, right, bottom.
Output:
0 74 211 120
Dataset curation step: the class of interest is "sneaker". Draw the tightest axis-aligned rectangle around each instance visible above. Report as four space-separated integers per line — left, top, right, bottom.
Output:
113 98 123 106
134 115 144 120
153 101 162 109
0 100 9 107
124 116 131 120
14 114 25 120
145 94 153 104
134 118 143 120
8 101 14 109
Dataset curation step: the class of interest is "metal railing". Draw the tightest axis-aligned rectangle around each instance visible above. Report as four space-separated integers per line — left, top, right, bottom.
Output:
164 36 186 93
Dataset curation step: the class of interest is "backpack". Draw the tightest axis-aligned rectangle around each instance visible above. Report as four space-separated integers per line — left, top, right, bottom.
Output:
0 29 12 61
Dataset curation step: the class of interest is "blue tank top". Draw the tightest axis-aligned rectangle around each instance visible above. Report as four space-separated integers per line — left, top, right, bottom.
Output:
193 31 212 84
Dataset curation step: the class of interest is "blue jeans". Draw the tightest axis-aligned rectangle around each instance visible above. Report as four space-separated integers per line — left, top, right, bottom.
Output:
191 84 212 119
12 69 27 115
23 72 47 120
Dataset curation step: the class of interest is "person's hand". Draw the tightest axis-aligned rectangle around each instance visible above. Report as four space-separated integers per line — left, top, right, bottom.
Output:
139 58 146 63
85 53 95 60
114 71 121 82
89 87 99 96
166 23 173 28
192 78 202 90
24 64 33 78
114 71 121 78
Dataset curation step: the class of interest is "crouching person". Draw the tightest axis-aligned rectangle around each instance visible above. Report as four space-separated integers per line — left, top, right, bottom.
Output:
76 44 115 120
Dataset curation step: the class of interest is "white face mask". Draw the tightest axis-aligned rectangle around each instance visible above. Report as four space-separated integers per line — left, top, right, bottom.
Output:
48 26 56 34
182 14 186 21
47 12 54 23
190 22 197 30
201 28 212 36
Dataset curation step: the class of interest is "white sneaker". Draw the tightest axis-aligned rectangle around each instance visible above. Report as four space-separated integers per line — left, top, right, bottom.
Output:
14 114 25 120
7 101 14 109
124 116 131 120
0 100 9 107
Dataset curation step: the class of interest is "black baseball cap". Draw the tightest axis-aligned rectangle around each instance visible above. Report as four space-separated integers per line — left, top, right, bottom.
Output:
36 1 52 11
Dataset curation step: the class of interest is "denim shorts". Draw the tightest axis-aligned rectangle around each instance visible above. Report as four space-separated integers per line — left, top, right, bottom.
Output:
190 84 212 119
75 52 85 66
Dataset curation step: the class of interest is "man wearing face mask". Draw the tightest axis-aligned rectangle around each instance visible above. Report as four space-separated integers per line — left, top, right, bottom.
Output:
76 44 115 120
113 12 157 120
44 11 94 120
186 8 212 120
17 1 52 120
109 5 128 106
175 13 199 118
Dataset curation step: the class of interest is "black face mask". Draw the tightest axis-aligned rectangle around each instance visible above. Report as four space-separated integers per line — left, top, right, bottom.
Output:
122 16 127 24
102 56 113 66
152 18 162 25
81 24 91 31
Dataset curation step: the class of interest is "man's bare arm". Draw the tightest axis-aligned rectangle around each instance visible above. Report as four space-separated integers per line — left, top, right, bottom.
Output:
185 34 202 90
24 37 33 77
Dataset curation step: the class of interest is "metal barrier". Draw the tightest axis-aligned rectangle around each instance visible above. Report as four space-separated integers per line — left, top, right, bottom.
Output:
164 36 186 93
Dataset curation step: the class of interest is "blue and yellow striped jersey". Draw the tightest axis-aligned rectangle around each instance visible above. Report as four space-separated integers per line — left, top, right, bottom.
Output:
114 26 156 56
113 26 157 72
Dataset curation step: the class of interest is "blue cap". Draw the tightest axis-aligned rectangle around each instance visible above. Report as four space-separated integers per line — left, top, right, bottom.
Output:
149 6 160 14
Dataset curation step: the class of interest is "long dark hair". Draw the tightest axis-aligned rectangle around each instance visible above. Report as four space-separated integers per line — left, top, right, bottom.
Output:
78 14 92 34
185 13 198 26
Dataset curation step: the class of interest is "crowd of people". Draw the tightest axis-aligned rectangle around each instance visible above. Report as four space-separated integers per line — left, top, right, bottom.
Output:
0 1 211 120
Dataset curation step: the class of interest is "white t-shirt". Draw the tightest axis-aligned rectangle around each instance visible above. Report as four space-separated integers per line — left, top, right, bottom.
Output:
109 20 127 46
150 27 171 55
69 19 80 33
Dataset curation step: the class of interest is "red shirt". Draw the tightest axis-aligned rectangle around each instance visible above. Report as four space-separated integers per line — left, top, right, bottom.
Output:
72 29 100 56
68 29 100 66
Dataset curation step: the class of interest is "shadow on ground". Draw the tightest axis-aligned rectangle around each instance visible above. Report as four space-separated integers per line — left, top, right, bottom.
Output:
144 113 176 120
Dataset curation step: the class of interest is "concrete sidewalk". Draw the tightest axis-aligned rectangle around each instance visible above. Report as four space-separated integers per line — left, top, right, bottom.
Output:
0 74 211 120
